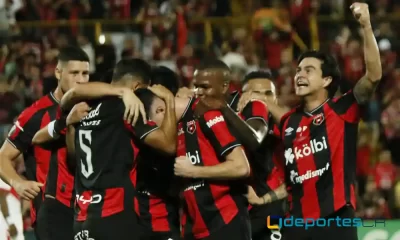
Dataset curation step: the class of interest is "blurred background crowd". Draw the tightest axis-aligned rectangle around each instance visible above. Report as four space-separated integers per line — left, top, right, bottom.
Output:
0 0 400 238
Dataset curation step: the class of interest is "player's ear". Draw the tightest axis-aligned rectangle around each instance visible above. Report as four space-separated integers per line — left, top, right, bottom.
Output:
222 81 229 95
322 76 332 88
55 65 61 81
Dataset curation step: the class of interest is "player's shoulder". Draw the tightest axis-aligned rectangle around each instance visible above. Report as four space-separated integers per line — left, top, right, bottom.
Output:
280 106 300 122
17 94 58 121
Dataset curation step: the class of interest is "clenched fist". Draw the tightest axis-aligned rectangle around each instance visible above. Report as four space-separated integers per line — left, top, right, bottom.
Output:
350 2 371 27
66 102 90 126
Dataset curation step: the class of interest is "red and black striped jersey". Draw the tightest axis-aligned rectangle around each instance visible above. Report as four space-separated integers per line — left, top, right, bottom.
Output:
239 100 285 196
7 92 74 224
133 147 180 234
177 97 247 239
74 97 158 221
280 90 360 219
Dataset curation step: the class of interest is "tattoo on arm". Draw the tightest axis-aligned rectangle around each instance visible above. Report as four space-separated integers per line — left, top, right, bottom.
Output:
269 191 278 202
353 75 379 104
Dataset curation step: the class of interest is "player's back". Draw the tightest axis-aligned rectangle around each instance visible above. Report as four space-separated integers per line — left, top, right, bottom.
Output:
75 97 135 189
74 97 138 221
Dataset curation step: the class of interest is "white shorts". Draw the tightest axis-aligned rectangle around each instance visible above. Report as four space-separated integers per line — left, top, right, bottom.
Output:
0 180 24 240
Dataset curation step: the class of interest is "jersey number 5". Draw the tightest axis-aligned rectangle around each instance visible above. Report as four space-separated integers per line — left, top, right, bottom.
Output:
79 130 94 178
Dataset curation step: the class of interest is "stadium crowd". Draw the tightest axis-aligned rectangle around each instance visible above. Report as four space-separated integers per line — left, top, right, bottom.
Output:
0 0 399 239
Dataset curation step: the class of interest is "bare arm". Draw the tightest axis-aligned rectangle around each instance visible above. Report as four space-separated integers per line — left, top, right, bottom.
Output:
353 6 382 104
0 191 10 218
221 106 268 151
192 147 250 179
248 183 288 206
32 125 52 145
261 184 288 204
0 142 25 187
143 95 177 154
60 82 129 111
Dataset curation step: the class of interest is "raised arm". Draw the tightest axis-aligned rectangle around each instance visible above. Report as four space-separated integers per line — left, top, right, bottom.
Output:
32 103 90 145
138 85 177 154
351 3 382 104
60 82 146 125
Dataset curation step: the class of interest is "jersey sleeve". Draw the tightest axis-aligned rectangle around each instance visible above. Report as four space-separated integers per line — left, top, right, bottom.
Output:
131 119 159 140
332 90 361 123
200 110 241 156
241 100 269 126
7 107 44 152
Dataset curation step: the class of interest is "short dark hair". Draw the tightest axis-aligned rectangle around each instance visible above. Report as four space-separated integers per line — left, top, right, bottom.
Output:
298 50 340 98
112 58 152 84
151 66 180 96
197 59 230 72
58 45 89 63
243 70 273 85
134 88 156 120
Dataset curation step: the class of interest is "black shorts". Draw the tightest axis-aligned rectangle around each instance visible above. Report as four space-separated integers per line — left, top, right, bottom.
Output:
250 200 285 240
282 206 358 240
138 227 181 240
188 213 251 240
35 198 74 240
73 210 140 240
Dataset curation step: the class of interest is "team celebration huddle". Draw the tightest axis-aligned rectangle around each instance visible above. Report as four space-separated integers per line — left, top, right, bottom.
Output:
0 3 382 240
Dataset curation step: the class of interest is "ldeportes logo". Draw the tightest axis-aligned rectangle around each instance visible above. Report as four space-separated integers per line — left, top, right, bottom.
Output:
267 216 386 230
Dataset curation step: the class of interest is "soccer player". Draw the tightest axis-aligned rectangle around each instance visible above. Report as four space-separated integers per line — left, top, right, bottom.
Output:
236 71 288 240
192 59 241 110
132 67 182 240
173 61 251 240
61 59 177 240
0 46 90 240
254 3 380 240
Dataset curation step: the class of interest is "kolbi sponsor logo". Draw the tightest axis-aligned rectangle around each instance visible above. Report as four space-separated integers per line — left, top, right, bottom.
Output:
206 115 224 128
186 151 201 164
284 137 328 165
290 162 330 184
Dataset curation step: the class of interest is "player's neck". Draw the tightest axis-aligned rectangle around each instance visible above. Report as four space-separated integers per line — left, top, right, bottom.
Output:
303 91 329 113
53 87 63 102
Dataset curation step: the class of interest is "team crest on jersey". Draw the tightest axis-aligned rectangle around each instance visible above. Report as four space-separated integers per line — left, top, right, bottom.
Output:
187 120 196 134
312 113 325 125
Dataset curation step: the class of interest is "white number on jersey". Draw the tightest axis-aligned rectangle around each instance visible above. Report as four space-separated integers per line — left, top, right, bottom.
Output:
79 130 93 178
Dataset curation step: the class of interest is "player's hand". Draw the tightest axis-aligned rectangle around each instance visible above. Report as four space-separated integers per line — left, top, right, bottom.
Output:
350 3 370 27
174 156 197 177
12 180 43 201
246 186 264 206
237 91 267 112
66 102 90 126
148 84 174 101
121 89 147 126
176 87 194 98
194 97 226 117
8 224 17 237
